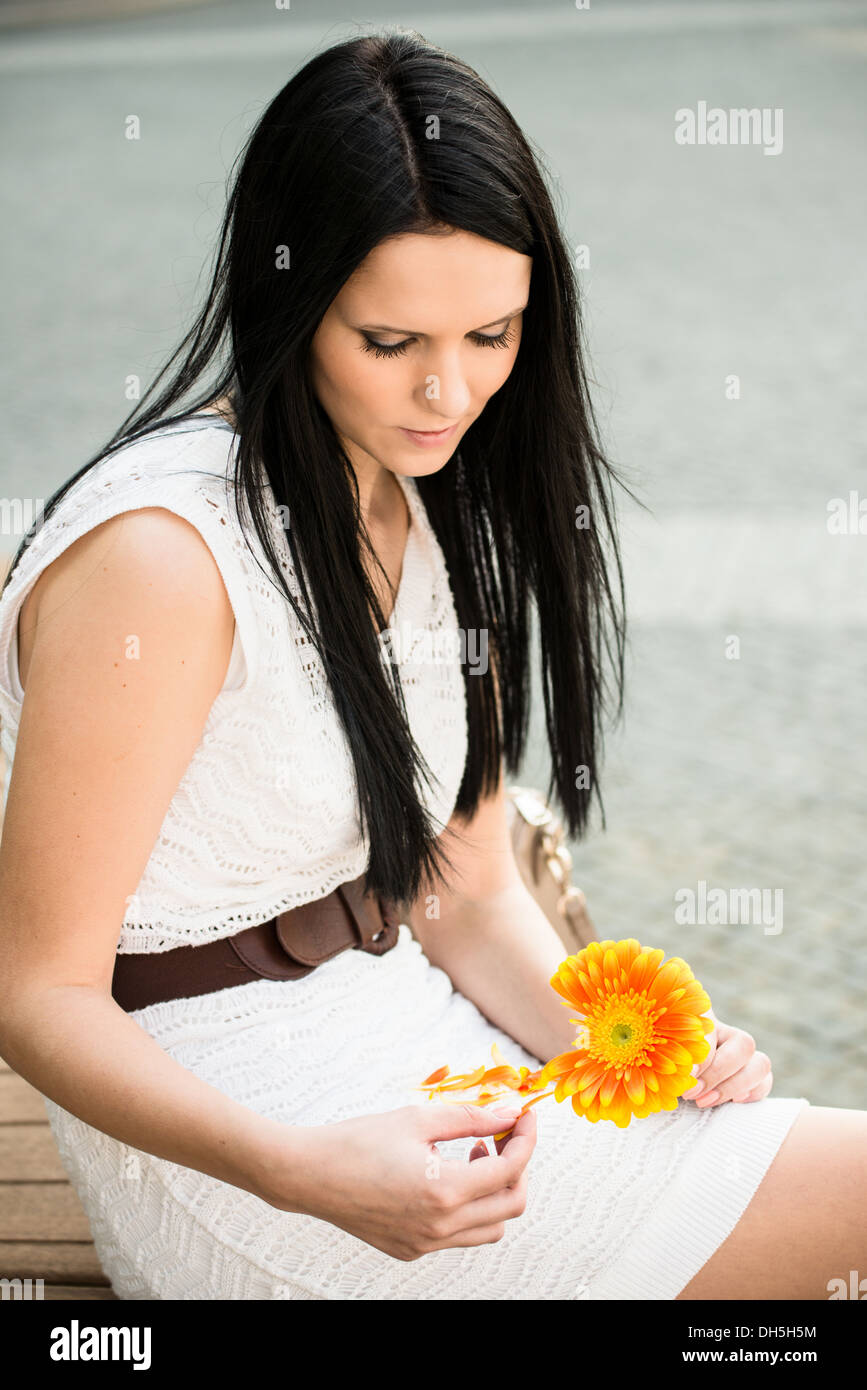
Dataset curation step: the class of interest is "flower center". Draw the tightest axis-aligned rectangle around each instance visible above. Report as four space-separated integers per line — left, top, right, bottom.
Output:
610 1023 633 1047
584 992 659 1070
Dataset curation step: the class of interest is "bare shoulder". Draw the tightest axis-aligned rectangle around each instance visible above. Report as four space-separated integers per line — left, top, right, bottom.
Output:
18 506 235 693
0 506 237 995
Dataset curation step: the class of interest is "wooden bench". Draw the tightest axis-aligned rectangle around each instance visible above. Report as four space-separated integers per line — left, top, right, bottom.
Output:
0 1056 117 1299
0 676 117 1298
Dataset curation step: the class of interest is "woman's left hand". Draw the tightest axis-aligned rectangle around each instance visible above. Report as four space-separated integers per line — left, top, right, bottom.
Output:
681 1013 773 1107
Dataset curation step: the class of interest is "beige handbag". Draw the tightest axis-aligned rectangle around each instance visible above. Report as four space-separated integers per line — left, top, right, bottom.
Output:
505 785 597 954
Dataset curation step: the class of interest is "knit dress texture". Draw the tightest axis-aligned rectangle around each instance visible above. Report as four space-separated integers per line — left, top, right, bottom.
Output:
0 419 809 1299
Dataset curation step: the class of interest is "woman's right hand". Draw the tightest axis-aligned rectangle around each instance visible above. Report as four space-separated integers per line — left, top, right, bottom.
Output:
264 1102 537 1261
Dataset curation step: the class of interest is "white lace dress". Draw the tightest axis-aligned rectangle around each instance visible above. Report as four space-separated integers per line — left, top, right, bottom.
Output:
0 420 808 1300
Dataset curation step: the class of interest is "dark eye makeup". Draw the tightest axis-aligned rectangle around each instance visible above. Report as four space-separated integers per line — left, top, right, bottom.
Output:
359 324 517 360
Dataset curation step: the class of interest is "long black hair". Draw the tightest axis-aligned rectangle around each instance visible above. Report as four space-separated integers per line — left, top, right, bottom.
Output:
3 30 636 910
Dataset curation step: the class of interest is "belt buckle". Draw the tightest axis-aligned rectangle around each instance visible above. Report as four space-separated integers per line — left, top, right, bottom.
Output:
336 879 400 956
370 895 400 950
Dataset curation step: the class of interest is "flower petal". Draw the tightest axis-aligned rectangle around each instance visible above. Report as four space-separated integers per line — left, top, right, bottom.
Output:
421 1065 450 1085
654 1039 695 1068
628 949 666 993
623 1067 646 1105
599 1069 622 1108
575 1060 609 1090
539 1050 582 1083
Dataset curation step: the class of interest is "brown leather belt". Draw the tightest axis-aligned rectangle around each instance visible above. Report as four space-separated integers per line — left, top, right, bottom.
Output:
111 876 402 1012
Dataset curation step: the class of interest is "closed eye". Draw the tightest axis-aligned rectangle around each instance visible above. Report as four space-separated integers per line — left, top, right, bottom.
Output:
360 323 517 360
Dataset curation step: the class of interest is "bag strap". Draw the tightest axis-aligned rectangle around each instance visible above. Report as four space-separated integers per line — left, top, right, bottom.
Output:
507 785 595 948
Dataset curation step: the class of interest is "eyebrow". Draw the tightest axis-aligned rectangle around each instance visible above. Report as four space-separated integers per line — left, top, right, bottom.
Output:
355 304 528 335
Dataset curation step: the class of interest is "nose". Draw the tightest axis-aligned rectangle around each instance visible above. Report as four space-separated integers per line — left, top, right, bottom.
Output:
419 351 472 421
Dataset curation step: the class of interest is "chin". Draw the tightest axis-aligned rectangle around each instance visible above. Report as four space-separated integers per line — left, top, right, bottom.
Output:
393 455 456 480
392 433 466 475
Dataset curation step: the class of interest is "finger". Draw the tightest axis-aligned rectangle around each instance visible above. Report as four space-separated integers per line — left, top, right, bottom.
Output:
700 1021 719 1056
721 1056 772 1104
733 1073 773 1103
682 1074 708 1100
423 1101 525 1144
694 1046 765 1106
688 1032 755 1098
682 1060 715 1099
435 1171 529 1241
490 1105 537 1168
682 1023 718 1097
426 1221 509 1252
443 1108 537 1200
491 1104 536 1156
695 1052 771 1107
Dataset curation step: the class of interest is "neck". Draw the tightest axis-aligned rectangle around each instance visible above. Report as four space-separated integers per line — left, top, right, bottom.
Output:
341 437 402 529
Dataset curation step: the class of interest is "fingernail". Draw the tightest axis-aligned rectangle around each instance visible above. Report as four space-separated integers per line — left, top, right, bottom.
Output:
492 1106 523 1120
696 1090 720 1107
684 1080 705 1099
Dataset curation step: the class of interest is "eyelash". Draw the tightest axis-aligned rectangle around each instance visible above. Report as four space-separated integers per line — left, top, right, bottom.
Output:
360 325 516 359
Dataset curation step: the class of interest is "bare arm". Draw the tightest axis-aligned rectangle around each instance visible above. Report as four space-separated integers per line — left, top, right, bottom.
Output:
404 771 592 1065
0 509 305 1205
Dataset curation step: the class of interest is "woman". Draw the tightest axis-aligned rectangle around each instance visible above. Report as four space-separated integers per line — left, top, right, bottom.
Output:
0 32 863 1301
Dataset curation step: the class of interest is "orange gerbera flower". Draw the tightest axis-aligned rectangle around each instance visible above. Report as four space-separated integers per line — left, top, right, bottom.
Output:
418 939 715 1133
539 939 715 1129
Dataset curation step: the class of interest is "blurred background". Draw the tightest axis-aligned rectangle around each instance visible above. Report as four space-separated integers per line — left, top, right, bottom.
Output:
1 0 865 1120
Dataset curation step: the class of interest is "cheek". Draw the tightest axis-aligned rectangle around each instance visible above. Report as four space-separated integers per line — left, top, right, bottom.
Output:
314 343 389 422
344 359 405 426
476 344 521 400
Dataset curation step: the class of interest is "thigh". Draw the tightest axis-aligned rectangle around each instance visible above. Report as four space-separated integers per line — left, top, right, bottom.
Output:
676 1104 867 1300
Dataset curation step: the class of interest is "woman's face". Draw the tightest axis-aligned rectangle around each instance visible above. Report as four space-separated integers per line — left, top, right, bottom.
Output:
309 228 532 483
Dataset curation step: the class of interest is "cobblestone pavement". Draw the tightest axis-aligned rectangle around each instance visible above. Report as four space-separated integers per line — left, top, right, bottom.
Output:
1 1 864 1112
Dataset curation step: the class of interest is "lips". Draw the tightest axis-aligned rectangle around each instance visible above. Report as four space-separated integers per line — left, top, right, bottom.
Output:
398 423 459 447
